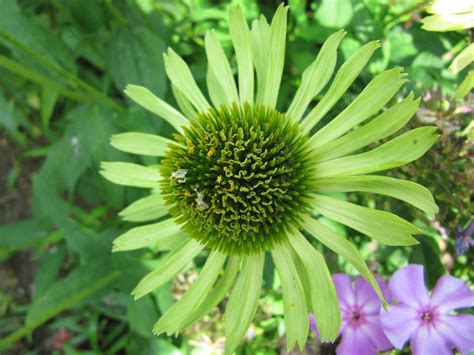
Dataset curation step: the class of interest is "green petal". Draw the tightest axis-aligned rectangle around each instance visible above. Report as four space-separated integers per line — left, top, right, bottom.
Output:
132 238 204 299
454 70 474 100
427 0 474 14
119 193 168 222
288 230 340 342
313 127 439 178
254 4 289 108
271 242 309 351
229 4 254 104
287 30 345 122
112 218 182 252
313 93 420 162
302 215 385 303
312 194 420 246
251 15 271 105
314 175 438 218
163 48 210 113
181 256 240 329
206 65 228 107
99 162 162 188
450 43 474 74
301 40 380 133
153 251 227 335
124 84 187 134
309 67 407 149
110 132 175 157
205 30 239 105
421 13 474 32
171 83 197 119
225 253 264 354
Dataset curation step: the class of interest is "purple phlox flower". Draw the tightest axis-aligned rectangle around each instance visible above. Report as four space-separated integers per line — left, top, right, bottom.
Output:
311 274 392 355
380 264 474 355
455 221 474 255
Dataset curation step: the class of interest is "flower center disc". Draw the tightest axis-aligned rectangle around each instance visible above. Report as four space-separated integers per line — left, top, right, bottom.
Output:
160 103 313 255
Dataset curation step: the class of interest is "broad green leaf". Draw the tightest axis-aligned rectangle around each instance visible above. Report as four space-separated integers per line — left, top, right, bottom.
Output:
313 93 420 162
287 30 345 122
312 194 420 245
100 162 162 188
205 30 239 105
119 193 168 222
181 256 240 328
450 43 474 74
229 5 254 103
32 246 64 302
272 242 308 351
132 239 203 299
128 296 159 338
67 0 104 32
163 48 210 113
309 67 407 148
301 41 380 133
112 218 183 252
421 13 474 32
124 84 187 134
153 252 227 335
251 15 271 105
40 88 58 129
454 70 474 100
110 132 174 156
225 253 264 354
314 175 438 218
107 27 166 96
314 0 354 28
288 231 339 341
409 235 445 289
313 127 439 178
0 220 49 250
303 216 385 303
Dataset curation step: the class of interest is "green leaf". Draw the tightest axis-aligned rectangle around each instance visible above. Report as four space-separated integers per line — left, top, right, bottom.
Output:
314 175 438 218
288 231 340 342
314 0 354 28
303 216 385 303
0 220 50 251
111 132 174 157
112 219 184 252
271 242 308 351
119 193 168 222
32 246 65 302
309 67 407 148
409 235 445 289
301 41 380 133
313 127 439 178
40 88 58 129
287 30 345 122
124 84 187 134
454 70 474 100
153 252 227 335
128 296 159 338
312 93 419 162
312 194 420 246
225 253 264 354
107 27 167 97
67 0 104 32
132 239 203 299
100 162 162 188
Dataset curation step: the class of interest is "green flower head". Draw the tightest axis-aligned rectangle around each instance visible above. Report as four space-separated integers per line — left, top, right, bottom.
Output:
100 4 438 353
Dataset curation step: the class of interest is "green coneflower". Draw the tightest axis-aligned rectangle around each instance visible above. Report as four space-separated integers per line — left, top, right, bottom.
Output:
100 4 438 353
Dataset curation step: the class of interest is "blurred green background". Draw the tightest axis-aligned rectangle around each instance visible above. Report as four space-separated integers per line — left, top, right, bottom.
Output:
0 0 472 353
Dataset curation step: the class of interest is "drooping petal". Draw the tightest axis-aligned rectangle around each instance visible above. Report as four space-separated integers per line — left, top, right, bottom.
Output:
312 93 419 162
421 13 474 32
286 30 345 122
312 194 420 246
449 43 474 74
388 264 430 308
272 242 309 351
110 132 175 157
225 253 264 354
410 324 452 355
301 41 380 133
354 276 391 315
171 83 197 119
436 314 474 353
427 0 474 14
99 162 162 188
112 218 183 252
132 238 204 299
124 84 188 133
309 67 407 148
332 274 356 311
312 127 439 178
337 325 377 355
119 193 167 222
380 303 420 349
430 275 474 313
303 216 385 303
314 175 438 218
153 251 227 335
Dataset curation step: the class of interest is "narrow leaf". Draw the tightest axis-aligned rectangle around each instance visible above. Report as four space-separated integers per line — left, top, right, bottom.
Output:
111 132 174 156
119 193 168 222
100 162 162 188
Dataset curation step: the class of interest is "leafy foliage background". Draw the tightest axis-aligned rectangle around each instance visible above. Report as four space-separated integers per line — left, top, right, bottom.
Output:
0 0 472 353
